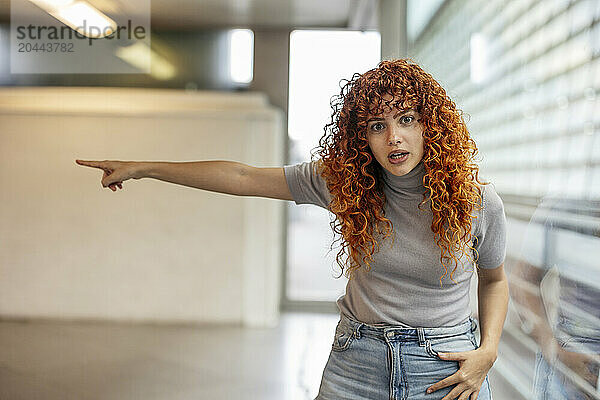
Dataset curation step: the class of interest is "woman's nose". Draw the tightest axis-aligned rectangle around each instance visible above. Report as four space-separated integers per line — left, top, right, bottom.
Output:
387 126 402 145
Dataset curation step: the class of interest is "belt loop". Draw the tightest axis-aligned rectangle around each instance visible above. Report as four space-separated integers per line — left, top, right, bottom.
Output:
354 323 363 339
417 327 426 346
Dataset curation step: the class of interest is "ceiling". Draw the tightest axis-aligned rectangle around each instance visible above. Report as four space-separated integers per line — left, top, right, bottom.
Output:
1 0 379 31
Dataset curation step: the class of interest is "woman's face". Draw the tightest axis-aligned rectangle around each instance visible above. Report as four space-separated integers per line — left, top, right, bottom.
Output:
365 104 425 176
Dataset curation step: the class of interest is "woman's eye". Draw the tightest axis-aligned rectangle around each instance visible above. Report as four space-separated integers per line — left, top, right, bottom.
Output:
401 115 414 124
371 122 384 132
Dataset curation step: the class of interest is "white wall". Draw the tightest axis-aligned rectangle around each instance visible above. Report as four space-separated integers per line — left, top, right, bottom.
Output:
0 87 285 327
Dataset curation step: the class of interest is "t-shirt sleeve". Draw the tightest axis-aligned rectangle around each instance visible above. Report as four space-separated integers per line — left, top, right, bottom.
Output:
283 160 332 209
473 183 507 269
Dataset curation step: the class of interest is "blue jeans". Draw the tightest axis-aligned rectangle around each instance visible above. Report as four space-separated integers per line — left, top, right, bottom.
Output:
315 312 492 400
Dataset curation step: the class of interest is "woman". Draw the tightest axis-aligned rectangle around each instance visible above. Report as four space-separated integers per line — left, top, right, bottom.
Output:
76 58 509 400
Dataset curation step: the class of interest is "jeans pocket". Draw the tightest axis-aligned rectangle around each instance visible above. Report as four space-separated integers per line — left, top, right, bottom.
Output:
426 332 477 359
331 321 356 352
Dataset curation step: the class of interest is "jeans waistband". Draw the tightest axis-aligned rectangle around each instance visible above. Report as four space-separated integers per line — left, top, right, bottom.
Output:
339 312 478 341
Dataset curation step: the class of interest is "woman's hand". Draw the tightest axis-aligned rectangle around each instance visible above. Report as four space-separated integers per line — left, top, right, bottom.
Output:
426 347 497 400
75 159 141 192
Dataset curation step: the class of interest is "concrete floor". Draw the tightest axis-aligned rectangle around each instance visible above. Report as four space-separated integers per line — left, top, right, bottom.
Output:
0 312 523 400
0 312 339 400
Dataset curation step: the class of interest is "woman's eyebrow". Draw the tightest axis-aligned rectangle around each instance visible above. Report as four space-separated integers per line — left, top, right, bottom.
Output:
394 109 415 118
366 109 414 123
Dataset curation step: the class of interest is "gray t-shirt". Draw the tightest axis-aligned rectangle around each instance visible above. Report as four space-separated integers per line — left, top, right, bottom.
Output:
284 159 507 327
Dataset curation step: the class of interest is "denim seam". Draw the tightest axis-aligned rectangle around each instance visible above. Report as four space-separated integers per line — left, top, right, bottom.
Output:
399 346 408 400
331 331 354 352
385 338 396 400
390 342 395 400
425 339 439 358
331 322 356 352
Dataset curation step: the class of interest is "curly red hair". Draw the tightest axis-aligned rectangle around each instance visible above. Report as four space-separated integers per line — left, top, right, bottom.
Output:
312 58 488 287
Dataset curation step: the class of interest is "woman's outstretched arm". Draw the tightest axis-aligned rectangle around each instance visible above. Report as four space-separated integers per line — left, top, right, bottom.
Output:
75 159 294 201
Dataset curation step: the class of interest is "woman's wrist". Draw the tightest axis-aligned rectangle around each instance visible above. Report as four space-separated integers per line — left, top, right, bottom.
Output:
129 161 152 179
478 343 498 361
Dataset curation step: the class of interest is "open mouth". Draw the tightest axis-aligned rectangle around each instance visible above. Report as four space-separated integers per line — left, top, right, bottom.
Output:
389 152 409 160
388 151 409 164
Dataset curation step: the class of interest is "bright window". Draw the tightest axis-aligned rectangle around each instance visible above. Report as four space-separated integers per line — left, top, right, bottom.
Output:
229 29 254 84
287 29 380 302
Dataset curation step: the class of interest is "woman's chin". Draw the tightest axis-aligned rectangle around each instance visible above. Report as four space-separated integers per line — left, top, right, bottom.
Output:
383 160 416 176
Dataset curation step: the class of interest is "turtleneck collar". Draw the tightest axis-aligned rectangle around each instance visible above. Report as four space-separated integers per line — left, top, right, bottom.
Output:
380 160 428 195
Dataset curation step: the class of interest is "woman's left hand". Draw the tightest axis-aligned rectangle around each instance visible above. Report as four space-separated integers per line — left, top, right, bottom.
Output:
426 347 497 400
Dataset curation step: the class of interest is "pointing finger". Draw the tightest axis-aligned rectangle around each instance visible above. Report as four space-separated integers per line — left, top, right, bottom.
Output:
76 159 105 169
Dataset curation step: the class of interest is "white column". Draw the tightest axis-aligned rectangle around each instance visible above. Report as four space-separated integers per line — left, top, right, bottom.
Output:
377 0 408 60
